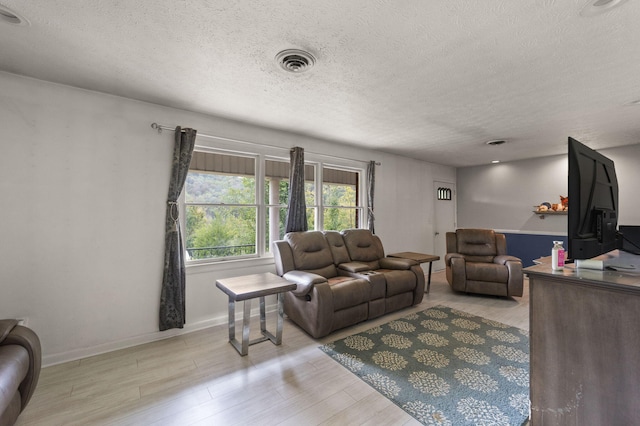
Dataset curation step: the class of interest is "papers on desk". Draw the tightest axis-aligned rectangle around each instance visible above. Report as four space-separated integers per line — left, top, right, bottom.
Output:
581 250 640 273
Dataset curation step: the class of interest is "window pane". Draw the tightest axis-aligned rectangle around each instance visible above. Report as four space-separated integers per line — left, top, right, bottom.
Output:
322 167 358 206
323 207 357 231
186 152 256 204
265 160 316 205
264 207 317 253
265 160 289 205
265 177 289 206
322 182 356 206
322 167 359 230
186 205 256 260
305 181 316 205
186 172 256 204
265 206 288 253
307 207 316 231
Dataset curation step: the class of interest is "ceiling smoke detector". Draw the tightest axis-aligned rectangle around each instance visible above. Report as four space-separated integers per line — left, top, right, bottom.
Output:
276 49 316 73
0 5 29 26
486 139 507 146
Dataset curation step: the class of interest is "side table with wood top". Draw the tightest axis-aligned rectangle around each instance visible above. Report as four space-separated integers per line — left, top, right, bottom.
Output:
388 252 440 293
215 272 296 356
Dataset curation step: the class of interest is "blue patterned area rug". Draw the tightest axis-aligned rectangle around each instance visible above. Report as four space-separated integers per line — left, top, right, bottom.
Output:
320 305 530 425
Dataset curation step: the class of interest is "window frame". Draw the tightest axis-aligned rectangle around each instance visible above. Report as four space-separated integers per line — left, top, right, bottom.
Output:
319 163 365 231
182 147 262 264
181 140 368 267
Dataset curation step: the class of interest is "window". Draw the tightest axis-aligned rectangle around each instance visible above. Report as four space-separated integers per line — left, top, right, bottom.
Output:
185 151 257 260
322 166 361 231
437 187 452 201
264 160 316 253
183 146 366 263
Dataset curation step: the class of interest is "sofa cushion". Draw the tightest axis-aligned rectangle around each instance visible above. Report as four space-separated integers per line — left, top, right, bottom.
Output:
323 231 351 265
0 345 29 415
380 270 417 297
466 262 509 283
327 277 370 311
456 229 497 257
286 231 337 277
342 229 384 264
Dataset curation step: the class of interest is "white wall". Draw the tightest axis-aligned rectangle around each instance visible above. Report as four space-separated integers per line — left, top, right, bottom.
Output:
603 144 640 227
0 71 455 365
457 144 640 233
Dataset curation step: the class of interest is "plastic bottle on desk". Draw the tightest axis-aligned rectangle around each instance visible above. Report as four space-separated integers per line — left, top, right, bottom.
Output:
552 241 565 271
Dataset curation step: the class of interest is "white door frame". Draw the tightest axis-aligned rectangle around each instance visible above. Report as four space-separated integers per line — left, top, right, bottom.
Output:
433 181 457 271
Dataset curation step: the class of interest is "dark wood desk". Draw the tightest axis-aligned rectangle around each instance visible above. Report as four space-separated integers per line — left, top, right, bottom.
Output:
216 273 296 356
388 252 440 293
525 253 640 425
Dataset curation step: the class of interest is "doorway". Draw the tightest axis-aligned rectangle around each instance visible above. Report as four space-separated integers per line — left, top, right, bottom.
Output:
433 181 456 271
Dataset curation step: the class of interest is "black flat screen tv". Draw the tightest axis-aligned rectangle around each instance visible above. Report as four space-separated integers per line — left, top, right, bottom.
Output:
567 137 620 260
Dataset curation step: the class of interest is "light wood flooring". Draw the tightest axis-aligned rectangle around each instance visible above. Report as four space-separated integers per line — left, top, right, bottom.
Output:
17 271 529 426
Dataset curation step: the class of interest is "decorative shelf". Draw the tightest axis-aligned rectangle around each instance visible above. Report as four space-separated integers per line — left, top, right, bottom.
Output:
533 211 567 215
533 210 567 219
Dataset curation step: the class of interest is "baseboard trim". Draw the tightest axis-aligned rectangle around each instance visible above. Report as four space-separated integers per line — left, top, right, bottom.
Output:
43 303 278 367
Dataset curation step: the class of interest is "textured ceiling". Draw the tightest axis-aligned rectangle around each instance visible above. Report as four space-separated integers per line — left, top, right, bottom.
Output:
1 0 639 167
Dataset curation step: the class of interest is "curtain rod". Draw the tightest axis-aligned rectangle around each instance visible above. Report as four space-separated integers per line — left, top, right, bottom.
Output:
150 123 381 166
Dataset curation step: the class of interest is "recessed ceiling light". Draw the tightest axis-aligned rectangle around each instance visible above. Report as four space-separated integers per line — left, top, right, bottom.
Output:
486 139 507 146
491 160 501 164
580 0 630 16
275 49 316 73
0 5 29 26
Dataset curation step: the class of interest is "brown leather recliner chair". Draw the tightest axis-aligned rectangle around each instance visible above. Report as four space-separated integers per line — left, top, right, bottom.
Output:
0 320 41 426
445 229 523 297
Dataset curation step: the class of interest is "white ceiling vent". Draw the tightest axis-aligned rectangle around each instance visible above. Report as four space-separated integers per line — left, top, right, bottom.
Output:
276 49 316 73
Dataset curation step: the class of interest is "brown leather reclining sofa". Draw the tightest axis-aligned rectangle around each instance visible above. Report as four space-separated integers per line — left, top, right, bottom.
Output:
272 229 425 338
0 320 41 426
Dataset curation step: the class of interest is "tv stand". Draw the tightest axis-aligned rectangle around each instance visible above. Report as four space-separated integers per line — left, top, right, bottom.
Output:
525 254 640 424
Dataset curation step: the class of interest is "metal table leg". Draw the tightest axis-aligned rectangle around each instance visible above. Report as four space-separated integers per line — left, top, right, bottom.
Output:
275 292 285 344
227 293 288 355
228 297 253 356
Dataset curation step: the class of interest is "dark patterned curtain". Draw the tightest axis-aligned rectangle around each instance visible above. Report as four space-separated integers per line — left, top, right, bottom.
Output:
367 160 376 233
285 146 308 233
159 126 197 331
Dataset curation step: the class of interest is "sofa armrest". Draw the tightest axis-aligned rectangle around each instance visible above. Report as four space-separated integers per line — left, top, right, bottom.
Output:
445 253 465 266
502 257 524 297
283 271 327 297
379 257 417 270
445 254 467 292
0 319 19 343
494 255 521 266
0 321 41 411
338 262 371 273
